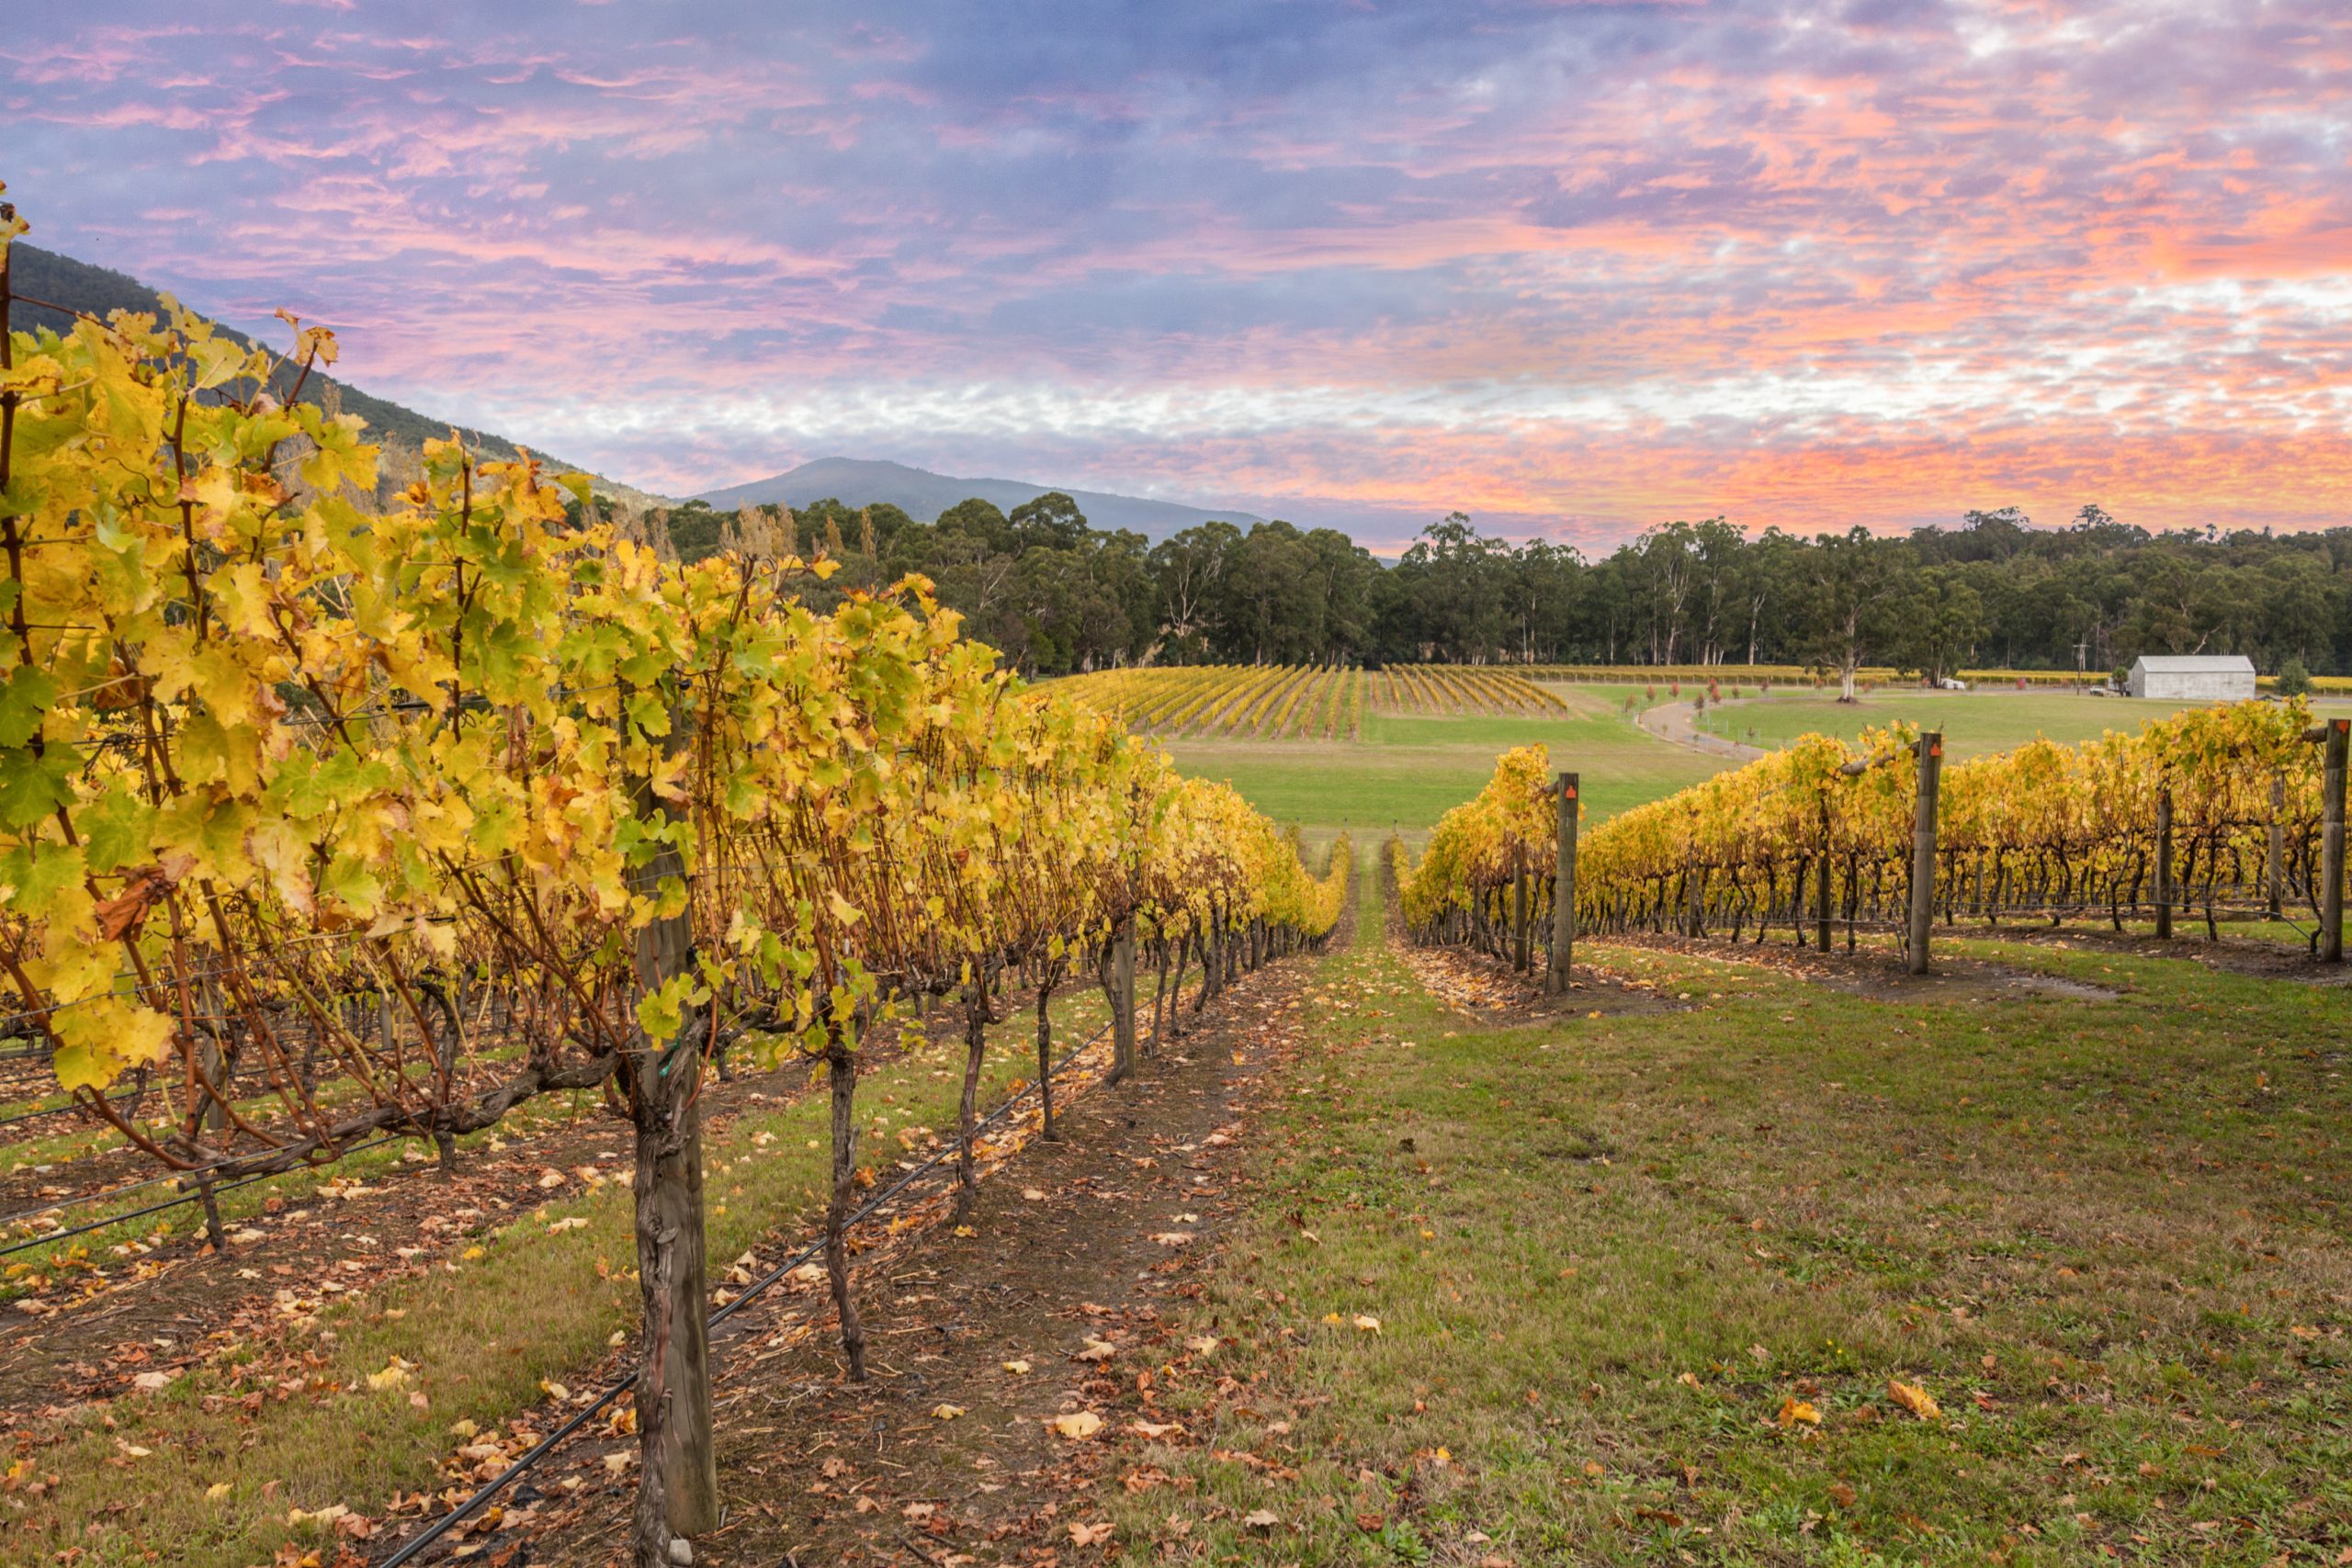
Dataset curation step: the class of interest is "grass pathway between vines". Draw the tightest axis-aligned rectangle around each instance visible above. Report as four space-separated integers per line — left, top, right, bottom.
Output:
1076 871 2349 1564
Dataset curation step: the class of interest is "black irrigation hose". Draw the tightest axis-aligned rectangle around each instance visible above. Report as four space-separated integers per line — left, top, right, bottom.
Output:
0 1134 410 1258
378 1020 1116 1568
0 1084 148 1133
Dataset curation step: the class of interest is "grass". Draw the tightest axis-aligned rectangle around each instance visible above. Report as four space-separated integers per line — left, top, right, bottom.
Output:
9 987 1112 1567
1169 692 1724 847
1110 865 2352 1564
1698 690 2352 761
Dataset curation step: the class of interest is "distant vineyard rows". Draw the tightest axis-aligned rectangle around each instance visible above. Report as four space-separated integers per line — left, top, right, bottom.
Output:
1059 662 1567 738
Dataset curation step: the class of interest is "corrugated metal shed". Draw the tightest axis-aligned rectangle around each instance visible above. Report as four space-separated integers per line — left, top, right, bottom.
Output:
2127 655 2256 700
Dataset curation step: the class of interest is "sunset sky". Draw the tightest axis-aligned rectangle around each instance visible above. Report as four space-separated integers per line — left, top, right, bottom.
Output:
8 1 2351 549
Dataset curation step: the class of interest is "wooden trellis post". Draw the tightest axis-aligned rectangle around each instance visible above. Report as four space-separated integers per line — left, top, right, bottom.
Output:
2267 773 2285 919
2154 785 2174 941
1906 732 1942 976
2324 718 2348 964
1511 862 1530 973
1544 772 1577 993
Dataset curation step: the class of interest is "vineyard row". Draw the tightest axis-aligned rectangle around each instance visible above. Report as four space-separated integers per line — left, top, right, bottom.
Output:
1395 703 2351 979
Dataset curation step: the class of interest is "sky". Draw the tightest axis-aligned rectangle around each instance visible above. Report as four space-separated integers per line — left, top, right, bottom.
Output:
6 0 2351 550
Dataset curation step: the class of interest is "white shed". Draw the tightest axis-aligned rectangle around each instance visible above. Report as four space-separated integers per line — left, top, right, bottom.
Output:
2126 654 2256 701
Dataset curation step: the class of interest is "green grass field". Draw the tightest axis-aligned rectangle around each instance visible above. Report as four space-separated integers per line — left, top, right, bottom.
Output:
1168 687 1724 844
1110 866 2352 1565
1699 689 2352 761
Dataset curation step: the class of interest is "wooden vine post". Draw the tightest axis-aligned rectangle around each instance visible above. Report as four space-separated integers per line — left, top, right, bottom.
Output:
2154 784 2175 940
1815 799 1834 952
1906 732 1942 976
1103 921 1138 1084
627 718 718 1563
2267 773 2286 919
1544 772 1577 993
1510 859 1531 974
2324 717 2348 964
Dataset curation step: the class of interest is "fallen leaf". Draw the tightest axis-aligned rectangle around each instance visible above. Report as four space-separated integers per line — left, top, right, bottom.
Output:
366 1359 414 1393
1047 1412 1104 1439
1776 1397 1821 1427
1243 1508 1281 1529
1352 1314 1381 1334
1829 1482 1858 1508
1001 1359 1032 1375
1887 1379 1941 1421
1069 1521 1114 1548
931 1404 967 1421
205 1482 232 1501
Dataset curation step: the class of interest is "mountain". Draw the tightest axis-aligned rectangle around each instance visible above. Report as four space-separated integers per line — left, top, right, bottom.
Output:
5 243 662 507
697 457 1264 541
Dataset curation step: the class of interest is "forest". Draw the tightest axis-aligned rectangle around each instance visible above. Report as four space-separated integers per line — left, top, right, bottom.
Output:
645 494 2352 682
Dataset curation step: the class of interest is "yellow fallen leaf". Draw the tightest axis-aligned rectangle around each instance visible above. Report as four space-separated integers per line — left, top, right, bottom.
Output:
461 1247 484 1261
1130 1419 1182 1438
366 1360 413 1393
1001 1359 1032 1374
931 1404 966 1420
1186 1335 1219 1357
205 1482 232 1501
1776 1397 1821 1427
1887 1379 1940 1421
1046 1411 1104 1439
1353 1315 1382 1334
540 1380 571 1402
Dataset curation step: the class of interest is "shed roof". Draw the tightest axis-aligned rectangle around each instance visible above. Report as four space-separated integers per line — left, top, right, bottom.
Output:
2130 655 2256 673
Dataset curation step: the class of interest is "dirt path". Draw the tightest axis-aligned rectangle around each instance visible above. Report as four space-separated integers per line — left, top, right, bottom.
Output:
1635 698 1761 761
513 936 1340 1567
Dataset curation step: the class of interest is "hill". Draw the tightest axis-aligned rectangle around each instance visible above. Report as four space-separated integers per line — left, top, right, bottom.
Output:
697 457 1263 540
5 243 662 506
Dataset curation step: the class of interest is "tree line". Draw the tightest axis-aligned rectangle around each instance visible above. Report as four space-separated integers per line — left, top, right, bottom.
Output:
639 495 2352 683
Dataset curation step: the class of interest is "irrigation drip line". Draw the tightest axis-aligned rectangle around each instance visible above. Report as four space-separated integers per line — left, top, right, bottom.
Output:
376 1020 1115 1568
1 1035 572 1245
0 1082 150 1134
0 1134 409 1258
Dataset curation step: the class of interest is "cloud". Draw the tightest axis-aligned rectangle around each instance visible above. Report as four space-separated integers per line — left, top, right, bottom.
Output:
6 0 2351 548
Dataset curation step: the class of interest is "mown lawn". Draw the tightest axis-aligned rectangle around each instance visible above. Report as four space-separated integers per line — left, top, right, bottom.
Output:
1114 870 2351 1564
1170 695 1724 847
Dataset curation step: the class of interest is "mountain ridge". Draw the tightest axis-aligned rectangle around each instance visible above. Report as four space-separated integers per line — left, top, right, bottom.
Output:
697 457 1265 541
6 243 664 507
